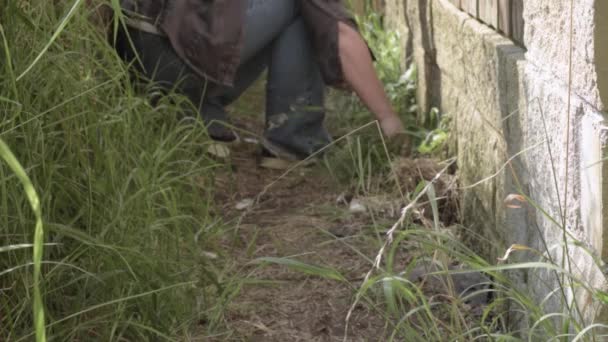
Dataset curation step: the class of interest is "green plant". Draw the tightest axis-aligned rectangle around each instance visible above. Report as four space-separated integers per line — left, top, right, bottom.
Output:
0 138 47 342
1 1 228 340
417 107 449 154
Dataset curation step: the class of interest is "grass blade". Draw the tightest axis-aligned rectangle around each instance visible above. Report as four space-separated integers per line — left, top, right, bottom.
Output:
0 138 46 342
254 257 345 281
16 0 85 81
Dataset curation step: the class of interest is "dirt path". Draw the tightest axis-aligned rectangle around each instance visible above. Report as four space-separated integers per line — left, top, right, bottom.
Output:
211 138 392 341
193 81 462 341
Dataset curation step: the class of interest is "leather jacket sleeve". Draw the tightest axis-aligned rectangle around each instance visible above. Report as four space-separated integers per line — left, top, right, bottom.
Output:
301 0 364 87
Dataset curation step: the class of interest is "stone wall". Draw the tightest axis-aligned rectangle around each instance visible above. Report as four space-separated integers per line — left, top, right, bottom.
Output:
382 0 608 324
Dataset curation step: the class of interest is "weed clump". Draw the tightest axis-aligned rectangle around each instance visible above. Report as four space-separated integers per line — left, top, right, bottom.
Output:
1 1 224 340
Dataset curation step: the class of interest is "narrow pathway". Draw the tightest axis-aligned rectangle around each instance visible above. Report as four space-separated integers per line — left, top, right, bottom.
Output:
196 81 459 341
212 141 390 341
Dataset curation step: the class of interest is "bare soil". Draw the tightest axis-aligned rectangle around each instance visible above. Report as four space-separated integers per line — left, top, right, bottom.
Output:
211 140 391 341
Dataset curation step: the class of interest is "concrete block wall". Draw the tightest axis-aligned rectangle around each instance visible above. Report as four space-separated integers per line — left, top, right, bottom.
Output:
382 0 608 324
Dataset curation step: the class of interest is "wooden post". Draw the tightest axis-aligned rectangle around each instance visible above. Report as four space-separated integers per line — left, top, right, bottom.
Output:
497 0 512 35
448 0 462 9
479 0 498 28
461 0 479 18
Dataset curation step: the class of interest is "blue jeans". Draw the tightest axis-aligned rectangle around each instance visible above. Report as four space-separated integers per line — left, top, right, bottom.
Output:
115 0 331 158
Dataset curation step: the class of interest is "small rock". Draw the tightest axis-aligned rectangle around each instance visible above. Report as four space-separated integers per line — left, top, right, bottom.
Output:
336 192 354 206
201 251 218 259
243 137 259 145
259 157 293 170
235 198 254 210
206 143 231 159
349 199 367 213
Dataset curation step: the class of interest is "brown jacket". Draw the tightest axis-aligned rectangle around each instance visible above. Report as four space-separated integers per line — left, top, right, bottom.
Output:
120 0 358 86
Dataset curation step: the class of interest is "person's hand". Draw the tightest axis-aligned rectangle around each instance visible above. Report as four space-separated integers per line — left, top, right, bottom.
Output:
379 116 411 156
386 132 412 156
379 115 404 138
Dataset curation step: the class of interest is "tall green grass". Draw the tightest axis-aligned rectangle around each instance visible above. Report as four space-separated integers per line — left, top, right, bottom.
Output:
0 138 47 341
1 1 225 340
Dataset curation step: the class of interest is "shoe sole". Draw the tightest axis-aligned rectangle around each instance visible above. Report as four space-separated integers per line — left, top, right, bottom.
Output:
258 137 320 170
259 137 301 161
